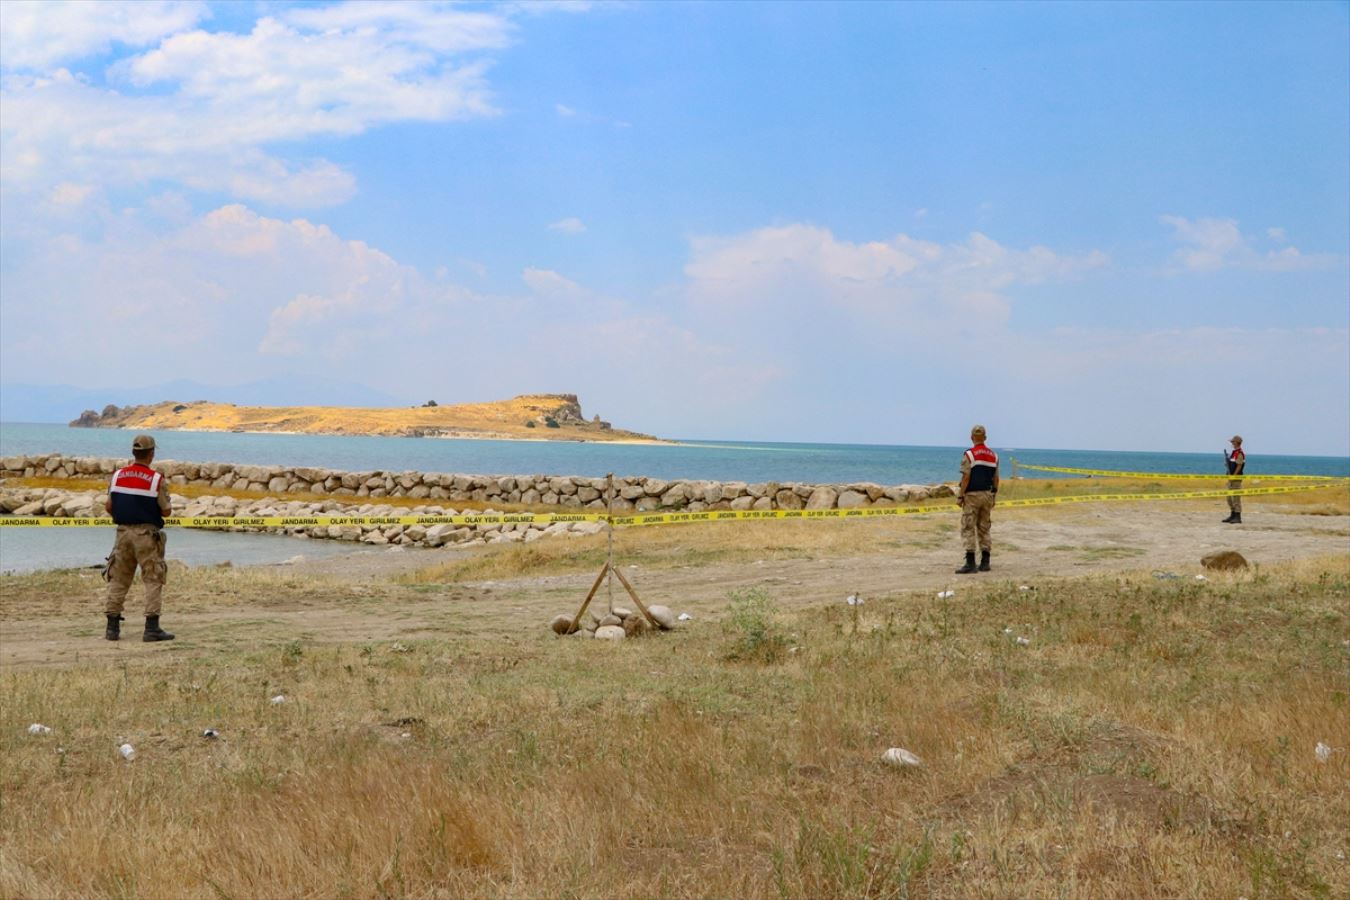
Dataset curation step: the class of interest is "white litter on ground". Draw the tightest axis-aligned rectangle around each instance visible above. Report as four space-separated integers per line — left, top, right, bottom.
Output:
846 594 863 606
119 743 136 761
1315 742 1334 763
882 747 923 768
677 612 693 621
1016 636 1031 646
270 695 287 704
27 723 51 735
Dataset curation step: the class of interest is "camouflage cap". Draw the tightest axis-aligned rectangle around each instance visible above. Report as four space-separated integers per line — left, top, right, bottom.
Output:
971 424 987 439
131 434 156 451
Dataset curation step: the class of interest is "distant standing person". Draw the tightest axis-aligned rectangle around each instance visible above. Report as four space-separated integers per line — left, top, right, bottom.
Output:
1223 435 1245 524
956 425 999 574
104 434 175 641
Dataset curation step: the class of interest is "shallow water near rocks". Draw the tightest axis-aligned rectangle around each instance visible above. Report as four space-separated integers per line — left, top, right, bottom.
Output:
0 527 366 575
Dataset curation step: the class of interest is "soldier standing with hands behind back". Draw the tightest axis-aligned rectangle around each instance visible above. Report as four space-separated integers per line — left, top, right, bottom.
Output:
956 424 1000 574
104 434 175 641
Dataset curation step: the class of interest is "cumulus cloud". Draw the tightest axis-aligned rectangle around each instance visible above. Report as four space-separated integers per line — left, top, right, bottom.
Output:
684 223 1107 339
0 0 207 71
0 203 770 430
1160 215 1336 273
0 1 545 209
522 267 582 295
547 217 586 234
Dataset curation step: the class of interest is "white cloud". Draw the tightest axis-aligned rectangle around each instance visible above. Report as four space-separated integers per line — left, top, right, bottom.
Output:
1160 215 1336 273
547 217 586 234
0 0 208 71
555 103 577 117
48 182 94 207
522 267 582 295
0 204 769 427
0 2 533 209
683 223 1106 338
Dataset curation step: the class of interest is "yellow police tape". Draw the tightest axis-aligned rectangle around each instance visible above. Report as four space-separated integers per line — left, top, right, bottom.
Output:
0 481 1341 530
1013 460 1350 481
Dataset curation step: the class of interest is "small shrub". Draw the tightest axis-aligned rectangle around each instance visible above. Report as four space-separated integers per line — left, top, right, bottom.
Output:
525 420 536 428
723 587 787 663
423 400 438 407
544 417 560 429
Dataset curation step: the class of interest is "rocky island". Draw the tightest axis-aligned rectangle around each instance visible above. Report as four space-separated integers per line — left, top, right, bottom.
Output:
70 394 660 442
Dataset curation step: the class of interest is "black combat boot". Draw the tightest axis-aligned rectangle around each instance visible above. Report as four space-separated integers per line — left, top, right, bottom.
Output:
979 550 991 572
955 552 978 574
105 614 123 641
143 616 175 642
1222 512 1240 524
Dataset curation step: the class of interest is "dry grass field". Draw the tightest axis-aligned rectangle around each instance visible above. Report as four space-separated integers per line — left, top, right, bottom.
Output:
1 494 1347 898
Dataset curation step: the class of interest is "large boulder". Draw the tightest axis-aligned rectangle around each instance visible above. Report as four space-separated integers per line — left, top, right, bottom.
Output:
806 487 838 509
1201 550 1249 571
647 604 676 630
837 490 868 509
549 614 575 635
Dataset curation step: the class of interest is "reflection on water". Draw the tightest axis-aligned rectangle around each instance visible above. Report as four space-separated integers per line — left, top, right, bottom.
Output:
0 528 372 575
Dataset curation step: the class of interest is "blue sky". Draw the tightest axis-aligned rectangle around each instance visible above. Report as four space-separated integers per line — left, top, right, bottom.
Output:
1 0 1347 454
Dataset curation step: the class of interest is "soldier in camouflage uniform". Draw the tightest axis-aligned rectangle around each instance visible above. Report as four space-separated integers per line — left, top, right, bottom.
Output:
104 434 175 641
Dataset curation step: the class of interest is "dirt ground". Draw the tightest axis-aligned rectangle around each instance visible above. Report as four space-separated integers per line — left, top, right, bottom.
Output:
2 501 1346 668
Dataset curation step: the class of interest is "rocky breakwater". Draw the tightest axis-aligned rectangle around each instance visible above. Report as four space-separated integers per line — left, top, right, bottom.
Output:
0 453 954 551
0 486 607 549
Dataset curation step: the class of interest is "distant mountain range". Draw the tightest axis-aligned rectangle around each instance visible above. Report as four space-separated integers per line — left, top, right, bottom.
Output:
0 377 400 424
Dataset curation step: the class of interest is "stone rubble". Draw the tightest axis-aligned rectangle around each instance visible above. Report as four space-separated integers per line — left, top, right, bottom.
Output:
552 603 679 640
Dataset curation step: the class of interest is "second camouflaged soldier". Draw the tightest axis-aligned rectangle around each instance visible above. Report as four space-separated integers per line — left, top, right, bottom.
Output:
1223 435 1245 524
104 434 175 642
956 425 1000 574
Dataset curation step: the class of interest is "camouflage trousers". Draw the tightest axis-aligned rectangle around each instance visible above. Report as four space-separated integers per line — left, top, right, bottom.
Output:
1227 479 1242 514
961 491 995 553
105 525 167 616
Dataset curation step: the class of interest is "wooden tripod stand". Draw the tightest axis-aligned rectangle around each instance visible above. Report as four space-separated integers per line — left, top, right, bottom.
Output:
569 473 659 633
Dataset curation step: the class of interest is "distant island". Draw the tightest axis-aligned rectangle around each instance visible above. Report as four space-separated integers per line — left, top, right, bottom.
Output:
70 394 662 443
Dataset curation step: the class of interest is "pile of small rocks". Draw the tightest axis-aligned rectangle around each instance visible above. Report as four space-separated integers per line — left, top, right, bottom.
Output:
549 604 677 640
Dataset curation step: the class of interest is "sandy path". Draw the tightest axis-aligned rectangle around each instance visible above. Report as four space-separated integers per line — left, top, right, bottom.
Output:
2 502 1346 669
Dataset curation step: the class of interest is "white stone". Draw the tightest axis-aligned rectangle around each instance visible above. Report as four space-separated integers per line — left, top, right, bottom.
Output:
882 747 922 768
594 625 625 641
647 604 676 629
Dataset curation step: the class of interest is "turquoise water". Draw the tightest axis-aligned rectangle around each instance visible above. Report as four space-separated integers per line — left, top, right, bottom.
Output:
3 422 1347 484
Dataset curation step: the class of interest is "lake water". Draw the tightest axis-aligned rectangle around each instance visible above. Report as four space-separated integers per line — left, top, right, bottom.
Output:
0 527 372 576
4 422 1347 485
2 422 1346 574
